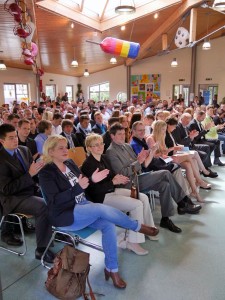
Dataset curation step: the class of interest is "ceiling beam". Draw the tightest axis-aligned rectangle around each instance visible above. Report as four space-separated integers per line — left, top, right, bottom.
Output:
80 0 85 12
189 8 197 42
125 0 204 66
100 0 109 21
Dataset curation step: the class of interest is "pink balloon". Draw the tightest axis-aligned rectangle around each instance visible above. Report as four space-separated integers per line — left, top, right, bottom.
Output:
31 42 38 57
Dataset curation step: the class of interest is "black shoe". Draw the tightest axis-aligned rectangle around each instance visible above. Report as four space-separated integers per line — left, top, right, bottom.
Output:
177 203 201 215
183 196 202 208
214 159 225 166
35 249 55 263
202 169 218 178
1 233 23 246
55 233 73 244
160 218 182 233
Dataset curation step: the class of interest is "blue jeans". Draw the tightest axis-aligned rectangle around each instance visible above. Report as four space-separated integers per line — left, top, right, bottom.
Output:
59 200 140 271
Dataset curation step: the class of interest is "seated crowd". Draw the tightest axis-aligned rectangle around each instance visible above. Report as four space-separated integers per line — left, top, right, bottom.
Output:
0 96 225 289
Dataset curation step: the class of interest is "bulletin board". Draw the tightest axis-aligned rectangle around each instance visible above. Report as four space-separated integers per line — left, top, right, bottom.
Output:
131 74 161 103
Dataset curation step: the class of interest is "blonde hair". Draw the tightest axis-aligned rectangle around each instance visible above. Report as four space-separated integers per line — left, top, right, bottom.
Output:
42 135 67 164
85 133 103 154
152 120 167 153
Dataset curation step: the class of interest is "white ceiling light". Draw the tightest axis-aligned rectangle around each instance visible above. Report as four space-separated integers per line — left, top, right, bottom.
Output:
121 25 126 31
0 60 7 70
154 12 159 19
110 57 117 64
84 69 89 77
71 47 78 67
171 58 178 67
202 40 211 50
115 1 136 14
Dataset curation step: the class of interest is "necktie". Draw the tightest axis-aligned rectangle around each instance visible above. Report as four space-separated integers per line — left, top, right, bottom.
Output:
198 122 203 131
14 150 27 171
67 135 74 149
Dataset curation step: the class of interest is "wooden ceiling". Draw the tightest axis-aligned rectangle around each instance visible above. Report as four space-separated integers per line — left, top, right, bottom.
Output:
0 0 225 77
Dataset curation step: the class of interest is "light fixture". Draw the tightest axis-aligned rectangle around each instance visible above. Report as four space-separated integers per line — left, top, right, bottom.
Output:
0 60 7 70
202 13 211 50
71 47 78 67
213 0 225 8
171 58 178 67
110 57 117 64
121 25 126 31
115 1 136 14
202 40 211 50
71 22 74 29
154 12 159 19
84 69 89 77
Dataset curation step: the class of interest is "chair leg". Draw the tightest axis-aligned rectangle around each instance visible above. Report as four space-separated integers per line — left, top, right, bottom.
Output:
0 214 27 256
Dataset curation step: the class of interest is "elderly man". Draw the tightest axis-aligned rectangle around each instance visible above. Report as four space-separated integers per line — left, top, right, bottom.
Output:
172 113 217 177
106 123 201 234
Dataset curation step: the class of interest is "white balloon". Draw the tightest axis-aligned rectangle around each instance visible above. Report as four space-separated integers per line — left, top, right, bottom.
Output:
174 27 189 48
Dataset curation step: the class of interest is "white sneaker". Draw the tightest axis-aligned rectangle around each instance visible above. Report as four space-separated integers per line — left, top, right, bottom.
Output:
148 235 159 241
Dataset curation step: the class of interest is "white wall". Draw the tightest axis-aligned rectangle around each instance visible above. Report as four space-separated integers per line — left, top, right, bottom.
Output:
0 68 37 105
42 73 79 100
80 65 126 101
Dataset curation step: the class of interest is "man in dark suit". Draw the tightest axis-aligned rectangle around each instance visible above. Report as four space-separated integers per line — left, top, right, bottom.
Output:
91 111 107 135
75 115 92 149
172 113 217 177
188 110 224 166
0 124 54 263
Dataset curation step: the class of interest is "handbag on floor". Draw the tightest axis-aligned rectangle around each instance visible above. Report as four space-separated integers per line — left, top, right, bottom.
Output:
45 245 96 300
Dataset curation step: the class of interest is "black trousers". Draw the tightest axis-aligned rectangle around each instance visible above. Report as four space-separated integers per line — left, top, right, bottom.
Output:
1 196 52 248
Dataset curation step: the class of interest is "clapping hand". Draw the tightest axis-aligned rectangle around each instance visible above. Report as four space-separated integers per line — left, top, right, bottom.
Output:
112 174 129 185
78 174 89 189
28 160 45 177
137 148 148 164
91 168 109 183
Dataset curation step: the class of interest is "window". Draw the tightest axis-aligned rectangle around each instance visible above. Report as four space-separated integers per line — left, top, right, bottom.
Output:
89 82 109 102
46 84 56 100
66 85 73 101
117 92 127 102
4 83 29 106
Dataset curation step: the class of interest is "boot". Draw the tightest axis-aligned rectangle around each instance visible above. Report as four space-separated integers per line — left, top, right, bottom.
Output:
139 224 159 236
104 269 127 289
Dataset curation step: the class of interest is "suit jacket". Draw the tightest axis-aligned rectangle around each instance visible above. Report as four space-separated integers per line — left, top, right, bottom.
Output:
172 122 193 147
60 132 80 149
81 154 115 203
18 137 38 156
106 142 142 189
187 119 208 143
74 128 88 149
39 159 84 227
92 123 107 135
0 146 35 215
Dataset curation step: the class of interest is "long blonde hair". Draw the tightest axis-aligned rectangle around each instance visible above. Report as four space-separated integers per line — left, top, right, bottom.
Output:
152 120 167 153
42 135 67 164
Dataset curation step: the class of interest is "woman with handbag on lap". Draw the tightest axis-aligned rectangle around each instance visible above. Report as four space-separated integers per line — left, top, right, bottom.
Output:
81 133 158 256
39 135 159 289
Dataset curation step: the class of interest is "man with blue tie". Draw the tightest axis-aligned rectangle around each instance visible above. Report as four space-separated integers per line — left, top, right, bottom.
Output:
0 124 54 263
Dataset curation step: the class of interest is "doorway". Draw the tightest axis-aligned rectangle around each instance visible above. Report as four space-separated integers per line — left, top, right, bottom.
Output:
198 84 218 105
173 84 190 106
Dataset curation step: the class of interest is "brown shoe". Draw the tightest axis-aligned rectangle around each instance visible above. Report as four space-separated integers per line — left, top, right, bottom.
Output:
104 269 127 289
139 224 159 236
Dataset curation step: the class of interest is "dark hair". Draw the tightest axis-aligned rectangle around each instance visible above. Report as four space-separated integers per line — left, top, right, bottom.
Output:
18 119 30 128
165 116 178 126
7 113 20 121
108 117 120 126
79 115 90 122
37 107 45 115
64 113 74 120
129 112 142 129
53 112 63 120
37 120 52 133
62 119 73 130
0 124 16 139
109 122 124 135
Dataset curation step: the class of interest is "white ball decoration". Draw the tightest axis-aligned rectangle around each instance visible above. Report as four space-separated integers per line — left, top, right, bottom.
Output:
174 27 190 48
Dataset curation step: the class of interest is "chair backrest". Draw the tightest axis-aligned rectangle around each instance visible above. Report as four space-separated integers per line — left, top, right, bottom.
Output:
68 147 87 167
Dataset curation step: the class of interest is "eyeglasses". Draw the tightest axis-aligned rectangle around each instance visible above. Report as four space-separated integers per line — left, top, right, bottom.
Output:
90 142 105 148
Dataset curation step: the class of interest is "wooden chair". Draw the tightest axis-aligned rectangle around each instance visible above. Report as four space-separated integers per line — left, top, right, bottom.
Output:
68 147 87 167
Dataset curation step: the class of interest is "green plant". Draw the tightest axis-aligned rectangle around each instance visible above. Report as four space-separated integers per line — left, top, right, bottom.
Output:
76 84 83 98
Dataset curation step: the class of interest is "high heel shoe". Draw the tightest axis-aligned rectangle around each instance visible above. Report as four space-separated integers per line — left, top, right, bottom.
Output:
139 224 159 236
197 181 212 190
104 269 127 289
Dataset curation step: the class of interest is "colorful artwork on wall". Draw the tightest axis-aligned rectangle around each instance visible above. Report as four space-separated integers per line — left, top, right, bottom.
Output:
131 74 161 103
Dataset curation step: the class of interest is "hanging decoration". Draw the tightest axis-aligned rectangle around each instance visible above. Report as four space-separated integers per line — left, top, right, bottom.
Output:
174 27 190 48
86 37 140 59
